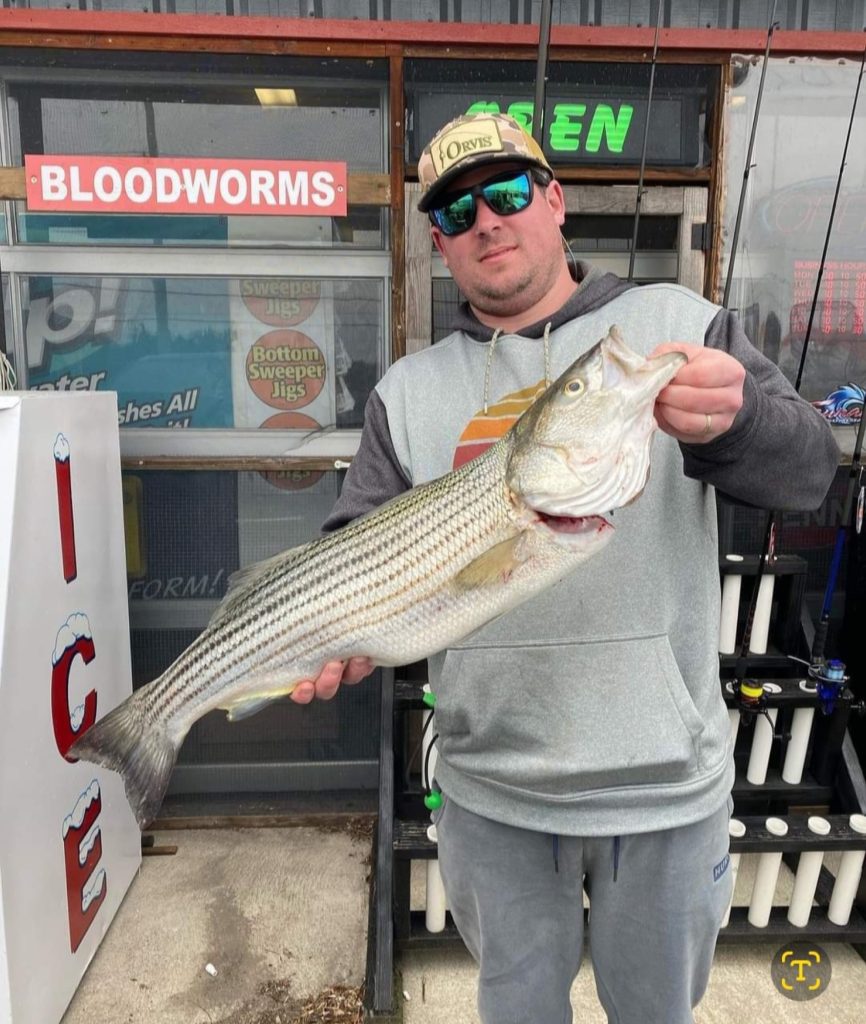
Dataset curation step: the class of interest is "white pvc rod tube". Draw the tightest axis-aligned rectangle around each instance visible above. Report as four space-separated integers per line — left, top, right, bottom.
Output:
722 819 747 928
746 707 777 785
788 816 831 927
827 814 866 925
426 859 447 933
782 707 815 784
748 817 788 927
719 569 743 654
748 574 775 654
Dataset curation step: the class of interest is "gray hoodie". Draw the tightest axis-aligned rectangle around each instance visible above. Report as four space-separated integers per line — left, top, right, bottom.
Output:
324 263 838 836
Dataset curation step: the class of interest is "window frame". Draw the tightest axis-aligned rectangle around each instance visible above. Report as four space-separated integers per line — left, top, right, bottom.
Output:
0 56 392 463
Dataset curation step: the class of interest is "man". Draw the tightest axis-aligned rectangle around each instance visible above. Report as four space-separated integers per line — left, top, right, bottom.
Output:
292 113 838 1022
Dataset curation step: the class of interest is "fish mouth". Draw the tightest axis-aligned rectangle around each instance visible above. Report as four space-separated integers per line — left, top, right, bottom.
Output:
533 509 613 535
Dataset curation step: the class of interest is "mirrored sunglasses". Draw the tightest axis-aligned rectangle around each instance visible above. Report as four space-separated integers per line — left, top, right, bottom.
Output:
429 169 536 236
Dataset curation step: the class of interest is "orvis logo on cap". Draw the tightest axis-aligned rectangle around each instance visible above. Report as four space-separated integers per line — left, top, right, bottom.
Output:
432 118 505 176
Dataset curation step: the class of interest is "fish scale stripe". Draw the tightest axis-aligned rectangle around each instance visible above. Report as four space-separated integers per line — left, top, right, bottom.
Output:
196 446 503 631
158 520 492 721
167 455 502 654
153 476 493 697
222 520 496 672
148 485 478 712
217 447 501 625
151 441 513 722
158 482 507 719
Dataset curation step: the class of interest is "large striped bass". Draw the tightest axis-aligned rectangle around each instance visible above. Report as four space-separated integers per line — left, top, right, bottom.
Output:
70 327 685 827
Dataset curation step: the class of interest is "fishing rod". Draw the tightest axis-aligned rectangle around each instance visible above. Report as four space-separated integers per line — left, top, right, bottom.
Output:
800 38 866 695
723 2 780 720
807 401 866 714
627 0 663 283
794 38 866 393
733 33 866 724
531 0 553 146
722 0 778 308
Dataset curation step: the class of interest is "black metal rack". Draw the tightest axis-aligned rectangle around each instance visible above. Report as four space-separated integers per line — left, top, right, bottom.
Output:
364 555 866 1017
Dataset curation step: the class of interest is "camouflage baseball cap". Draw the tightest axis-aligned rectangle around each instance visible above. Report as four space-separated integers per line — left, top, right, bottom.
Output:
417 112 553 212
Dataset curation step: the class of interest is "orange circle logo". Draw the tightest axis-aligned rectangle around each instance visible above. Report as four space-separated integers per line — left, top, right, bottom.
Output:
240 279 320 326
246 330 326 409
258 411 323 490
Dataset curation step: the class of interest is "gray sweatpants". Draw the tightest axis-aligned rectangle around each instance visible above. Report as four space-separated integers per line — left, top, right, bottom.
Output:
434 795 733 1024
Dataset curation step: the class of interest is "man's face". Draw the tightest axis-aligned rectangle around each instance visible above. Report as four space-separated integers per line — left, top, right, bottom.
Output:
429 161 568 320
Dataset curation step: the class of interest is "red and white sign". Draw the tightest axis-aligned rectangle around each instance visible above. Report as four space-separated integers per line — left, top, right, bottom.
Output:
24 155 348 217
230 278 337 429
0 392 140 1024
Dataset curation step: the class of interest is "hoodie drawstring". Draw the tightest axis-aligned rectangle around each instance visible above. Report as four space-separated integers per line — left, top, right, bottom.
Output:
482 327 503 415
542 321 551 389
482 323 552 415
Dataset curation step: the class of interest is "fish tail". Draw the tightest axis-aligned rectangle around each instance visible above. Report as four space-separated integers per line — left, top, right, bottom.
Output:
68 683 179 830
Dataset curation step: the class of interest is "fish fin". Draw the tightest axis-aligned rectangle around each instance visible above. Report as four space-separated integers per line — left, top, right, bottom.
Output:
67 683 178 830
454 535 527 591
209 544 313 629
224 695 284 722
220 673 305 722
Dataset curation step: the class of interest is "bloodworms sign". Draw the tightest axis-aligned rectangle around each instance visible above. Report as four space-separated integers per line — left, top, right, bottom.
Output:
25 155 348 217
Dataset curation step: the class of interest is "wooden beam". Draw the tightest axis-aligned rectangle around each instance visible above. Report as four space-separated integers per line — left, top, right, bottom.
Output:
0 167 25 200
708 60 732 304
404 182 432 356
121 456 353 472
149 812 375 832
388 50 406 364
0 12 863 59
348 173 390 207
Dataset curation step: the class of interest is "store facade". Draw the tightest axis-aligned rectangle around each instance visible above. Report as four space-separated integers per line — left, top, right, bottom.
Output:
0 4 864 811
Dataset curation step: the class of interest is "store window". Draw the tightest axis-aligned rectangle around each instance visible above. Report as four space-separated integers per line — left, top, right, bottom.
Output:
18 273 384 432
719 55 860 633
0 47 390 804
124 467 381 798
5 52 387 248
722 55 866 453
0 50 389 456
406 58 717 170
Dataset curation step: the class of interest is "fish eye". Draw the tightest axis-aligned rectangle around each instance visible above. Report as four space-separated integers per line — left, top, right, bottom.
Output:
563 378 585 396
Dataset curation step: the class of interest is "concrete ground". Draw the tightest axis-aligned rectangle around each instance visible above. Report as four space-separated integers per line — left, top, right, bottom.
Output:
60 824 372 1024
59 823 866 1024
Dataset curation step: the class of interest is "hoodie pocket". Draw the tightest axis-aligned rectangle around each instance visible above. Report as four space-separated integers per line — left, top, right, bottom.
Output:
433 633 707 799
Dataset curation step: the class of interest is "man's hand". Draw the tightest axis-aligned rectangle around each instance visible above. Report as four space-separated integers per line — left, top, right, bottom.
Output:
290 657 375 704
650 343 745 444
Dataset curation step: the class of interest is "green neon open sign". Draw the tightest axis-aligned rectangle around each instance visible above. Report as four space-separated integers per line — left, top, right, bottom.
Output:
466 101 634 154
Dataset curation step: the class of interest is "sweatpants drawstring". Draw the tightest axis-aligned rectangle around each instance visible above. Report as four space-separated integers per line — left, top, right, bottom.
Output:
552 834 560 873
613 836 621 882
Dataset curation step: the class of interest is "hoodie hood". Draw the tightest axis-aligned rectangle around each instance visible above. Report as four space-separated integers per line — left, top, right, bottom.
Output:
450 260 637 342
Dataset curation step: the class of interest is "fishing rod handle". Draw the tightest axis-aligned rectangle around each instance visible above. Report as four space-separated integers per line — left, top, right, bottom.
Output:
811 617 830 666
